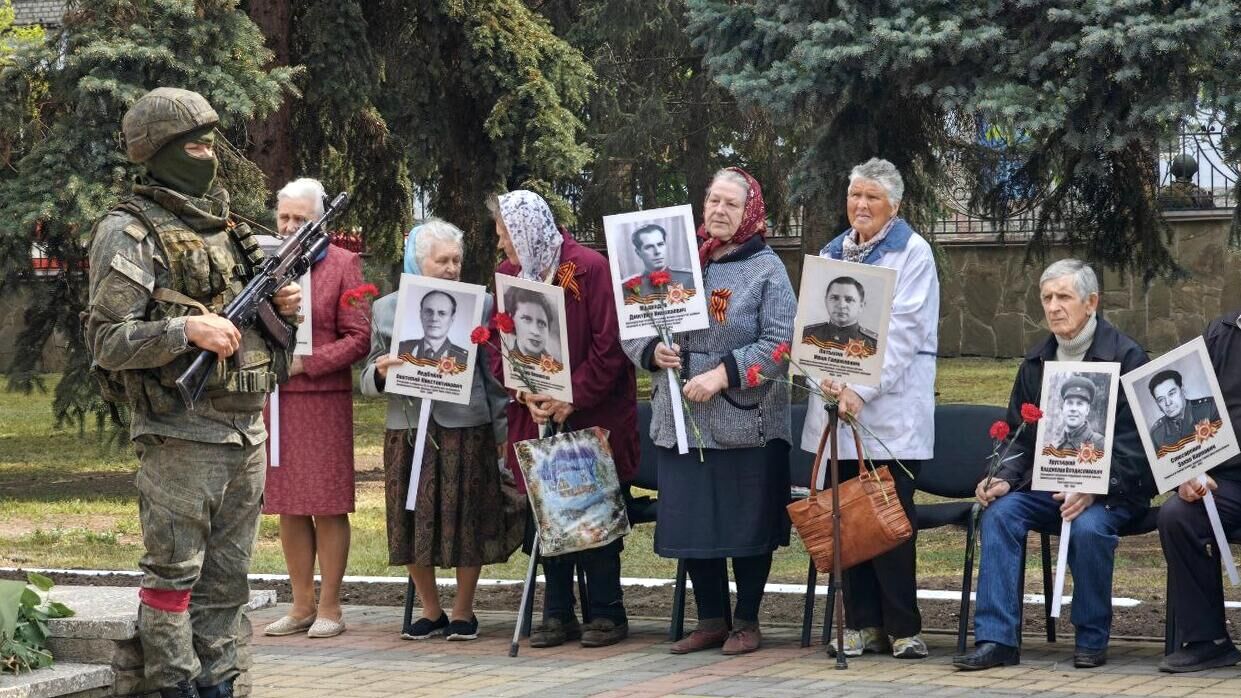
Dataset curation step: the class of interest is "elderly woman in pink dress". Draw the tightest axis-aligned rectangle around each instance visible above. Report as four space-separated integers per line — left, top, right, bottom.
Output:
260 178 371 639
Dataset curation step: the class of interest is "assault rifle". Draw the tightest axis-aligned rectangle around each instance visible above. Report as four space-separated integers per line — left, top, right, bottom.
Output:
175 192 351 409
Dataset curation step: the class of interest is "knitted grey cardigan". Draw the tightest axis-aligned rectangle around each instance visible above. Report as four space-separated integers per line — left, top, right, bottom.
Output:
622 239 796 450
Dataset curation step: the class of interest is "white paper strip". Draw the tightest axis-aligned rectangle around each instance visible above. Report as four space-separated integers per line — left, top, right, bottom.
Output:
404 400 433 511
269 386 280 468
668 369 689 455
1200 475 1240 586
1050 518 1071 618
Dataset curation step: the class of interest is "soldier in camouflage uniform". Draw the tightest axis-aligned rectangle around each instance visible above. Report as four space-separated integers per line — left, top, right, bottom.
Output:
84 87 301 698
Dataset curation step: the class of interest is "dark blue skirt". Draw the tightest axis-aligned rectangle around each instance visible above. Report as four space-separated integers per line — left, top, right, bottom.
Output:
653 440 791 559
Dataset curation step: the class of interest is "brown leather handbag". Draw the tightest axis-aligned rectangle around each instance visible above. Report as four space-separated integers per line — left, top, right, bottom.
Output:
787 420 913 574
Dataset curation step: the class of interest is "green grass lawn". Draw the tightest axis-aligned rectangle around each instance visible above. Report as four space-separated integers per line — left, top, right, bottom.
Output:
2 358 1084 590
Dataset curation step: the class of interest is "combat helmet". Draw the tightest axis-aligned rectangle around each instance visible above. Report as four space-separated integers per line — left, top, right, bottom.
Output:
121 87 219 164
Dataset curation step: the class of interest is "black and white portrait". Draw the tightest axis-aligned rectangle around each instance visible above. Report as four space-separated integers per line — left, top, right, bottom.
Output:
791 256 896 388
1033 361 1119 495
603 204 709 340
387 275 485 406
495 274 574 404
502 284 563 365
1122 337 1239 492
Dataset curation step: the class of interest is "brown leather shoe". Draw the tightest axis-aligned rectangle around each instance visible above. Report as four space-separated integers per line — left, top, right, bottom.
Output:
721 622 762 655
670 619 730 654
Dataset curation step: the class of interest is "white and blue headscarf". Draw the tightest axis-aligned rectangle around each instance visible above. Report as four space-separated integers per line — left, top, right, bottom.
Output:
497 190 562 281
402 223 425 275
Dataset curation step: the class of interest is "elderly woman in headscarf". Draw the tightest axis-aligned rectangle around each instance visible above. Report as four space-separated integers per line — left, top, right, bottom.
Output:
622 168 796 656
360 219 524 642
489 190 638 649
808 158 940 660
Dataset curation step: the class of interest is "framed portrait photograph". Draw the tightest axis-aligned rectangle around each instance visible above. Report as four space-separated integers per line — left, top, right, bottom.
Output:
602 204 709 341
494 274 574 404
789 256 896 388
257 234 312 355
385 274 485 406
1032 361 1120 495
1121 336 1238 493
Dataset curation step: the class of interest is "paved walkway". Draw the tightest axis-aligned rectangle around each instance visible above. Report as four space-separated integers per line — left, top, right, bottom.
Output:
249 604 1241 698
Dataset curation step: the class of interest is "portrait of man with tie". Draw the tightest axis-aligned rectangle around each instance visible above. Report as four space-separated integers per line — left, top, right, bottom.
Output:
1148 368 1221 452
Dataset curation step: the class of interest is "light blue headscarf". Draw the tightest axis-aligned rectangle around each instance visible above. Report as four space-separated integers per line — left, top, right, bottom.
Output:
402 223 424 275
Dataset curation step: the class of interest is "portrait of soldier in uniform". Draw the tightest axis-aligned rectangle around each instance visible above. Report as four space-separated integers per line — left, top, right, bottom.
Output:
1056 375 1107 452
1148 369 1221 451
397 289 469 367
801 276 879 356
628 223 695 295
504 285 563 365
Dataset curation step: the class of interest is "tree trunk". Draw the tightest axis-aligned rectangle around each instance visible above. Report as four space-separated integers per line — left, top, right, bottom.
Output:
245 0 294 194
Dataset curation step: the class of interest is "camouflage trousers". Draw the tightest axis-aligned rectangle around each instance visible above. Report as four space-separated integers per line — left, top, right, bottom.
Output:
133 436 266 691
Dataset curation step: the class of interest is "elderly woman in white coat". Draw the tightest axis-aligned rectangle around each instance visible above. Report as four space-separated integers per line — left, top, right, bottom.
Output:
806 158 940 660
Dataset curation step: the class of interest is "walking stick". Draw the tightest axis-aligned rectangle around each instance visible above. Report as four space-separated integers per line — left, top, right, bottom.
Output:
827 404 847 670
509 417 563 657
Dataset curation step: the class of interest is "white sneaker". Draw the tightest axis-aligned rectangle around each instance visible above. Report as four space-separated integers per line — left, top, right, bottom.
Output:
827 626 889 657
891 634 929 659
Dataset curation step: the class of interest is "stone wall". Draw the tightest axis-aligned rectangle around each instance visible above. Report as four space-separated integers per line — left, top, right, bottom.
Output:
12 0 66 27
937 209 1241 357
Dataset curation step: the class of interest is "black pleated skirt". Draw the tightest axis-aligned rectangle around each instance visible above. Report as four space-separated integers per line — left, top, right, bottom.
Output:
653 440 791 559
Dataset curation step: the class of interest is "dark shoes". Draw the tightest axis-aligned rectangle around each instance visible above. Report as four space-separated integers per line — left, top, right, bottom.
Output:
952 642 1020 671
1073 647 1107 669
446 615 480 641
581 618 629 647
721 622 762 655
402 612 449 640
1159 640 1241 673
670 619 730 654
529 616 582 648
159 680 199 698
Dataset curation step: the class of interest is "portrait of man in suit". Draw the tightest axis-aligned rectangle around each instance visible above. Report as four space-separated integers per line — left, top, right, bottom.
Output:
1148 369 1221 451
630 223 694 293
397 289 468 367
802 276 878 355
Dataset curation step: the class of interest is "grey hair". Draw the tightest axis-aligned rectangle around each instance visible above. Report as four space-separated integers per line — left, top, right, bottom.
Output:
276 177 326 218
707 168 750 199
848 158 904 208
1039 259 1099 301
415 218 464 268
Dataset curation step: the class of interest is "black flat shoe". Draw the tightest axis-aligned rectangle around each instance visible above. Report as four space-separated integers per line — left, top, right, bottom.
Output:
402 612 449 640
1159 640 1241 673
1073 647 1107 668
952 642 1020 671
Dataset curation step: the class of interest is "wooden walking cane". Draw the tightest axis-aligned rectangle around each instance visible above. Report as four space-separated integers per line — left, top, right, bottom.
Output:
827 404 847 670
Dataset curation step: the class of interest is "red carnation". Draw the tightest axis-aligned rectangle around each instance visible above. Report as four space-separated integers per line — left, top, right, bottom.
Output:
746 364 763 388
340 283 380 309
989 420 1011 442
623 276 642 293
470 326 491 345
649 270 672 287
1020 403 1044 424
494 312 516 334
771 342 791 363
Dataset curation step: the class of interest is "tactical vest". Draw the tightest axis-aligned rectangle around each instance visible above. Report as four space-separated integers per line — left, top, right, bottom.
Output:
95 194 284 414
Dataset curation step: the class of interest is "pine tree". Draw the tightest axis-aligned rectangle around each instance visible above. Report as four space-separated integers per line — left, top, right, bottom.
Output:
0 0 294 429
686 1 1241 277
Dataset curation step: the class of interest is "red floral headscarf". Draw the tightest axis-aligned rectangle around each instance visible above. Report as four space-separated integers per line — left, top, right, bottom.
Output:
696 167 767 267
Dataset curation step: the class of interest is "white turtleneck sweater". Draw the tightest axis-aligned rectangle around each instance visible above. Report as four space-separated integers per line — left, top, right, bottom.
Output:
1054 313 1098 362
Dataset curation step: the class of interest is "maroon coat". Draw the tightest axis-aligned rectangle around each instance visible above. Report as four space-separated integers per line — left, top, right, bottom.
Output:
283 244 371 392
493 231 638 491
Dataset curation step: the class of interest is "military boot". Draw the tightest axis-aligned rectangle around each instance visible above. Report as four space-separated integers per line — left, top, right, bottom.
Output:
198 678 234 698
159 680 200 698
